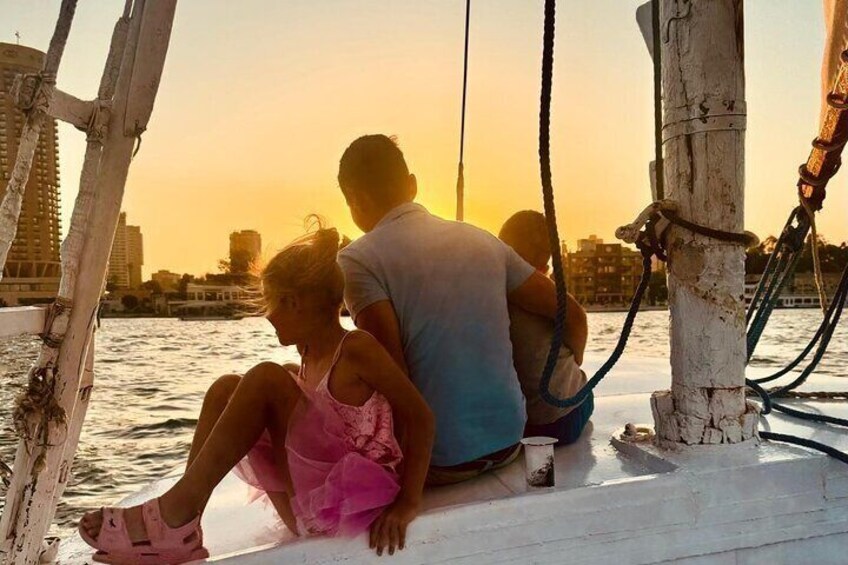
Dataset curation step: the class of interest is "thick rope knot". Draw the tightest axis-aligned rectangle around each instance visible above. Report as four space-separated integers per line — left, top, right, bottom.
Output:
39 297 73 349
13 365 67 462
617 199 759 255
85 99 112 143
619 423 655 443
615 199 678 244
10 71 56 114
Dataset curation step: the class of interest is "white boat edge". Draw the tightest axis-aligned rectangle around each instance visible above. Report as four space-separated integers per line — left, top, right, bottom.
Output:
57 356 848 564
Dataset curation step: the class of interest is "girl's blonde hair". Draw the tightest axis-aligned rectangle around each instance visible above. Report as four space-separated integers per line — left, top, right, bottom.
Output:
257 217 344 315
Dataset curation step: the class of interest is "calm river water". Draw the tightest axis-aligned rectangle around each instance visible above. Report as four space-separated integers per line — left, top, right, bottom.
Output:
1 309 846 535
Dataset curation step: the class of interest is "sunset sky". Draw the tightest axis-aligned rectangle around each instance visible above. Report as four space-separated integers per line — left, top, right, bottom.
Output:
2 1 844 277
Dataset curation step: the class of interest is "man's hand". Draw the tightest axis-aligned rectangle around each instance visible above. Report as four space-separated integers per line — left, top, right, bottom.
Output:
369 496 421 556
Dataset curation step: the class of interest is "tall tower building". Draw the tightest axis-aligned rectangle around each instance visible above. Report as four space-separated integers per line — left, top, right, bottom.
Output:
0 43 62 305
229 230 261 274
107 212 144 290
126 224 144 289
108 213 130 289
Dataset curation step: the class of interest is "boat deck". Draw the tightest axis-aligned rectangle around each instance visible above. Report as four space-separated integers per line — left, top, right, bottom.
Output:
58 357 848 563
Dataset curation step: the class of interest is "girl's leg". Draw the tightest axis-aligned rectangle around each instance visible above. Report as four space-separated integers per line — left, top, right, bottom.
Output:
187 364 298 467
187 373 241 467
267 492 299 535
81 362 301 543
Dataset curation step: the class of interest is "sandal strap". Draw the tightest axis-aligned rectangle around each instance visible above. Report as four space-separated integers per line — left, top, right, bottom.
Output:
141 499 203 550
96 507 131 551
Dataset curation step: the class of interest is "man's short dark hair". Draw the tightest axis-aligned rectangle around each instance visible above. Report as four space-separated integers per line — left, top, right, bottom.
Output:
338 134 410 206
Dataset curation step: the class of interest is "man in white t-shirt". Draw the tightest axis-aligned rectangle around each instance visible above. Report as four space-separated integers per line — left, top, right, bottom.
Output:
336 134 588 485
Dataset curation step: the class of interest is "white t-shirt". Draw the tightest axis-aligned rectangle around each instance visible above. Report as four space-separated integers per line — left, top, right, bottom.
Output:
338 202 535 466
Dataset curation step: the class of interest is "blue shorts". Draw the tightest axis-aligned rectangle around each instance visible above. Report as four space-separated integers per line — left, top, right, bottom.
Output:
523 392 594 445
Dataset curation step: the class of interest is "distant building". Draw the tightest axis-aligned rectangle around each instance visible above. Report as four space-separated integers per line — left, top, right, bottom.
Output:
229 230 261 274
151 269 181 291
0 43 62 306
564 235 643 305
127 225 143 289
108 212 144 289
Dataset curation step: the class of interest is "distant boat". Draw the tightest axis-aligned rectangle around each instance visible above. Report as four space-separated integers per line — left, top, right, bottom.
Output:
178 312 245 321
744 293 823 310
175 303 246 321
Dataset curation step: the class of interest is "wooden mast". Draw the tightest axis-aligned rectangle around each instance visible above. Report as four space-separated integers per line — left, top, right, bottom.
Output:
0 2 177 563
650 0 759 446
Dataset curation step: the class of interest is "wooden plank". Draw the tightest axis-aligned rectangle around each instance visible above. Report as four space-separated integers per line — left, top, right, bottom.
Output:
0 306 47 339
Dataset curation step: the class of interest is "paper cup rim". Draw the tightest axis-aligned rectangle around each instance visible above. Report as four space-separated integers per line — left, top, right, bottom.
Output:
520 436 558 447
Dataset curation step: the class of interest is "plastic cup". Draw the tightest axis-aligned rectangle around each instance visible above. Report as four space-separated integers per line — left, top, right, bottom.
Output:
520 436 557 488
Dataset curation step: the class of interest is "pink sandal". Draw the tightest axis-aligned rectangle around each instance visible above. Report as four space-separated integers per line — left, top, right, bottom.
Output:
79 498 209 564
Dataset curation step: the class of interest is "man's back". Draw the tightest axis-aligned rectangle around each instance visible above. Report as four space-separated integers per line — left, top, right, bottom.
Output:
339 203 534 466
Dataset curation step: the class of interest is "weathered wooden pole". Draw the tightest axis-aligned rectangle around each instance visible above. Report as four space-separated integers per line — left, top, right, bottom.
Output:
0 0 76 281
650 0 759 446
0 1 177 562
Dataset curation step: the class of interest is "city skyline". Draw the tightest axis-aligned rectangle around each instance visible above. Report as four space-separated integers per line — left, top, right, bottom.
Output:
1 1 845 275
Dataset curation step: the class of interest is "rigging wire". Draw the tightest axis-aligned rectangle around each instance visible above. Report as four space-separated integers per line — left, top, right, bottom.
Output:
651 0 664 200
455 0 471 222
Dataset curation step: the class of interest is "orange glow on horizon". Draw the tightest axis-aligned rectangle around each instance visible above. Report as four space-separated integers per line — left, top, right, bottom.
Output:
5 1 845 278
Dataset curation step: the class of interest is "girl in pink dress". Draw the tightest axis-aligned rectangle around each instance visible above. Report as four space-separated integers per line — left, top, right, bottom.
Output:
79 224 435 564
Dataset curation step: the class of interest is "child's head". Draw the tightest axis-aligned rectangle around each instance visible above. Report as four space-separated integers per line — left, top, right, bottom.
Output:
259 218 344 345
338 134 417 232
499 210 551 272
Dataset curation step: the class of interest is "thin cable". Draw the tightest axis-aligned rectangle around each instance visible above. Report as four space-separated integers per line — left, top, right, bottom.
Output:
455 0 471 222
651 0 664 200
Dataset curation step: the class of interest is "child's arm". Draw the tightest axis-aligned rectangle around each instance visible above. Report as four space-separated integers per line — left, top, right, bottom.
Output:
341 331 435 556
508 270 588 365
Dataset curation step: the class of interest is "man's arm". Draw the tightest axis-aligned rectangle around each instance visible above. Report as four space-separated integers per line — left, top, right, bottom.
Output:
353 299 409 375
508 271 588 365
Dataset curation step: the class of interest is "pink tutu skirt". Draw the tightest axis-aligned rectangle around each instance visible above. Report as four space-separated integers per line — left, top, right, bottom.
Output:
234 390 401 537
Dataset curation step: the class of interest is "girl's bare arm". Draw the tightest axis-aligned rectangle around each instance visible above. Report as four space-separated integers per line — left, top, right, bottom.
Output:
340 331 435 555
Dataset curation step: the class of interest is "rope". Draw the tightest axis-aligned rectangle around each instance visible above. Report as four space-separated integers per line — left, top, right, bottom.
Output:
770 402 848 428
662 208 757 247
746 210 797 324
767 263 848 397
455 0 471 222
537 0 572 406
541 251 653 408
760 432 848 464
770 390 848 400
747 382 848 462
800 197 829 313
747 251 801 359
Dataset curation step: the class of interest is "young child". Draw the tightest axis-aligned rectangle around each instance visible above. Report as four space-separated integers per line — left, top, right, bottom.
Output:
79 224 434 564
499 211 593 444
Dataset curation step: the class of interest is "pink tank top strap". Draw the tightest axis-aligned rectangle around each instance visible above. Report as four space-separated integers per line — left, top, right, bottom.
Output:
316 330 359 390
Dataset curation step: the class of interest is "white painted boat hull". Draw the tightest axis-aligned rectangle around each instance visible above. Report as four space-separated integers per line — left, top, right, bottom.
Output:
58 357 848 564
